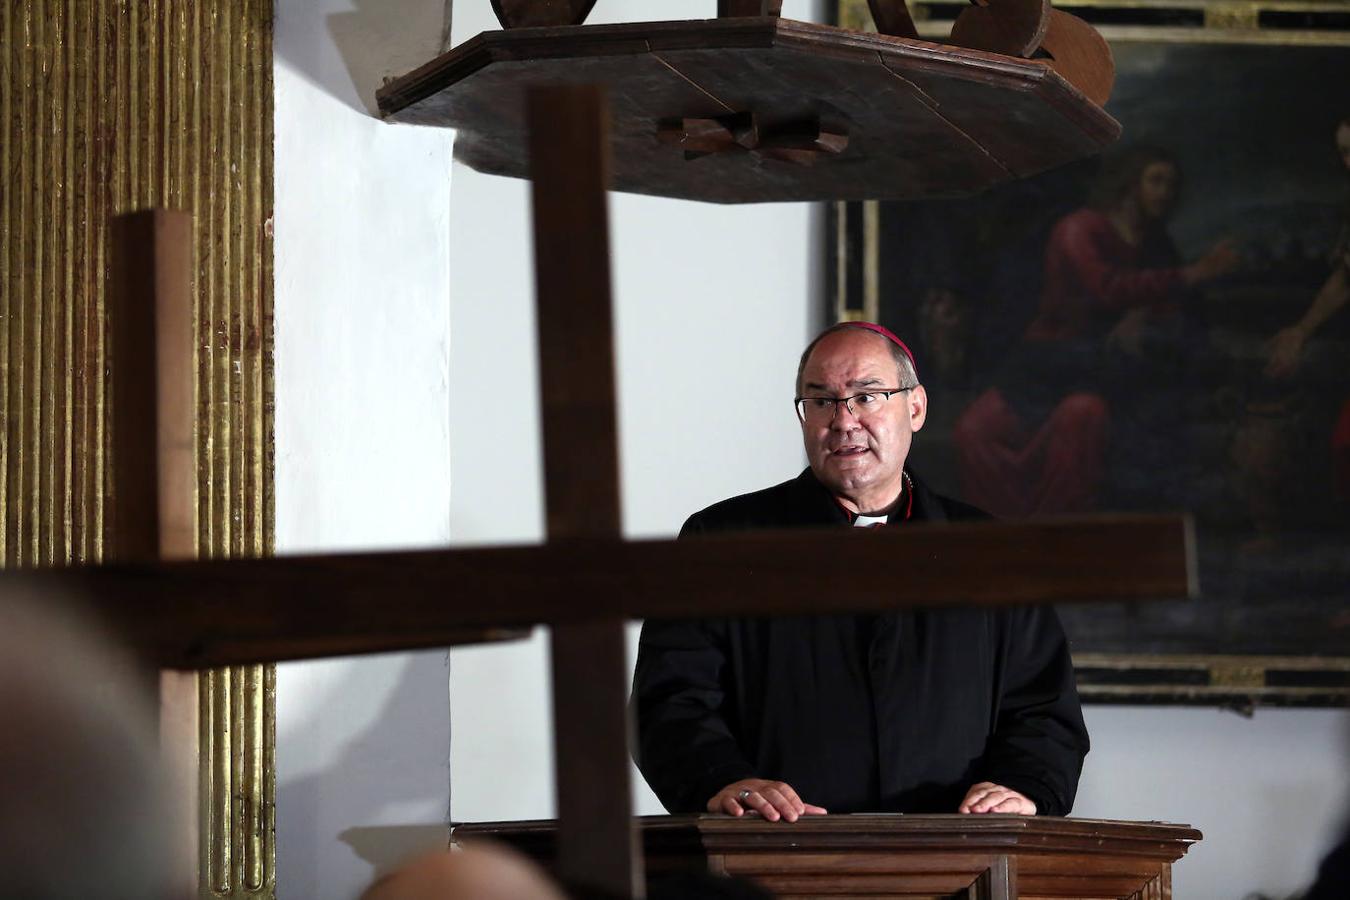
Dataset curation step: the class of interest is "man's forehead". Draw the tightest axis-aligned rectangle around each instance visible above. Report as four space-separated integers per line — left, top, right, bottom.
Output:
803 331 896 379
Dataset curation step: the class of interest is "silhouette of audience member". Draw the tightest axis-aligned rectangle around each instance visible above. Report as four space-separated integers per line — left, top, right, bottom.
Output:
360 843 568 900
0 595 170 900
1303 822 1350 900
362 843 785 900
564 870 779 900
647 872 777 900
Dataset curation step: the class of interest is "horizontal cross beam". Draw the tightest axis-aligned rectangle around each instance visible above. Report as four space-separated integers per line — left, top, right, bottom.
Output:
8 514 1193 669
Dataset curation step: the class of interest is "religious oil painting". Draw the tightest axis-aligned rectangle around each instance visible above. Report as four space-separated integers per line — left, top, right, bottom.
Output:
829 7 1350 705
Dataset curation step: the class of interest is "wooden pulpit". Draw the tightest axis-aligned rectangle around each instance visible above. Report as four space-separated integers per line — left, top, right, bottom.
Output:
453 815 1202 900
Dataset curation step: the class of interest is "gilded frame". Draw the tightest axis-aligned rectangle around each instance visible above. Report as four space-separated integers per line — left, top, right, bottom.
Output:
1 2 276 895
831 0 1350 709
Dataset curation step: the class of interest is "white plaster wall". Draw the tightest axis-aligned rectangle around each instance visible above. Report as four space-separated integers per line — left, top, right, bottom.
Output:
444 0 826 826
273 0 455 897
1078 706 1350 898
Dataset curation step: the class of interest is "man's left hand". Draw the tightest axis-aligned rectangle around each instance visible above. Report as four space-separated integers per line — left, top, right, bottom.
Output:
957 782 1036 815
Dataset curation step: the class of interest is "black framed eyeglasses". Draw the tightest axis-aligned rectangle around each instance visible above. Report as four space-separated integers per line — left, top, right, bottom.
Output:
794 387 916 424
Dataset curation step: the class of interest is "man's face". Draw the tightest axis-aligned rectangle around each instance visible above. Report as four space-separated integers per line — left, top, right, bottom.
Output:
797 329 926 512
1136 161 1180 221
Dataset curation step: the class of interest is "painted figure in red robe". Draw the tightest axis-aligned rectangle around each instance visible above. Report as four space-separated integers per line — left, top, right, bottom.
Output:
953 146 1239 518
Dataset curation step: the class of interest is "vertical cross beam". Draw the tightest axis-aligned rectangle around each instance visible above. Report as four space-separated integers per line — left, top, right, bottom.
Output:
718 0 784 16
527 86 642 898
866 0 920 38
110 209 200 898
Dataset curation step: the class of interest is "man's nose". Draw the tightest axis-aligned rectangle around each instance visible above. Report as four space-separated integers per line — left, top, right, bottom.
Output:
831 400 861 428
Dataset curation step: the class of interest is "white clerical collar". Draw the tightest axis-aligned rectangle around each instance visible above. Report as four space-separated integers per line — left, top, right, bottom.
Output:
853 513 888 528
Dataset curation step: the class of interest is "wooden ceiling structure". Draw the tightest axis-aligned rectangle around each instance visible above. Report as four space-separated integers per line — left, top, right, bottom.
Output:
8 4 1204 899
376 4 1120 203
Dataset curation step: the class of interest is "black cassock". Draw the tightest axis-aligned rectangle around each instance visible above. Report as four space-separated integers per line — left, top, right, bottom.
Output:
631 468 1089 817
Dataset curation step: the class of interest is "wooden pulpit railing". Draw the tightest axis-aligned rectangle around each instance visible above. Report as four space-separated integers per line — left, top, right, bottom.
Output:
29 83 1200 899
454 815 1202 900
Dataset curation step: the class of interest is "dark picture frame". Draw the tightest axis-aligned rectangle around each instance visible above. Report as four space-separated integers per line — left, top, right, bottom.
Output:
831 0 1350 708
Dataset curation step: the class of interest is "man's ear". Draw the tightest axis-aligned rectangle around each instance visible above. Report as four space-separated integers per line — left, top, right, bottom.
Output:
908 385 928 432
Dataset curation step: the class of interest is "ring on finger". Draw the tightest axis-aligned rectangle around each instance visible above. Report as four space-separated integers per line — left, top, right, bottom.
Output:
737 789 753 801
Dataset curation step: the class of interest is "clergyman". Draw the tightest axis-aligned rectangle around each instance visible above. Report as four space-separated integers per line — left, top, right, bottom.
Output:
631 322 1089 822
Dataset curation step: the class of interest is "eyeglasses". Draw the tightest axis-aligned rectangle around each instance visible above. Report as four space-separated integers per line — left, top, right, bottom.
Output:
794 387 916 424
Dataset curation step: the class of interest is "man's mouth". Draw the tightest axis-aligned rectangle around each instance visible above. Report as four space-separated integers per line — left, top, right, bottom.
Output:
831 445 869 458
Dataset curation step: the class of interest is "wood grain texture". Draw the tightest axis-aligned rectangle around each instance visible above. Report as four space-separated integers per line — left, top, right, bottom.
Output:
492 0 599 28
110 211 196 564
529 84 620 544
1 5 275 898
949 0 1050 58
110 210 200 898
527 83 641 899
454 814 1201 899
971 854 1015 900
376 18 1120 203
866 0 919 38
9 513 1196 668
719 0 785 15
549 620 640 897
1039 9 1116 106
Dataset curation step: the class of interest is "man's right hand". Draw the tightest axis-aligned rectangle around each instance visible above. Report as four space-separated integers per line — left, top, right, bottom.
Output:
706 779 828 822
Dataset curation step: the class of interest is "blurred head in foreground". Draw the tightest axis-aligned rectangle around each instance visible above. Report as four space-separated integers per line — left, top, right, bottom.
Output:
361 843 569 900
0 593 168 900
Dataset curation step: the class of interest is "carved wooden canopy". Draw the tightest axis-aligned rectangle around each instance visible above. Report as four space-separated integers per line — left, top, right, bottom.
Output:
377 17 1120 203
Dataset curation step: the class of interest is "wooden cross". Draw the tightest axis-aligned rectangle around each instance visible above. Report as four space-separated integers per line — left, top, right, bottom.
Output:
68 87 1194 899
108 209 201 900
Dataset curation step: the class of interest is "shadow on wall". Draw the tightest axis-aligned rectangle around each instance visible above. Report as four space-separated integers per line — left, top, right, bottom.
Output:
1248 712 1350 900
276 0 453 118
340 824 454 874
1303 713 1350 896
1320 709 1350 851
278 652 452 891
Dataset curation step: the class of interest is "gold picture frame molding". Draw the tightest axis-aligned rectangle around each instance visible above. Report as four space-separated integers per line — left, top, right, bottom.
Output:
839 0 1350 45
1 2 276 896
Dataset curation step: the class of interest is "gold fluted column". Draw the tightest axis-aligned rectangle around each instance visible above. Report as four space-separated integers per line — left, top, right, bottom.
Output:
1 2 275 897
